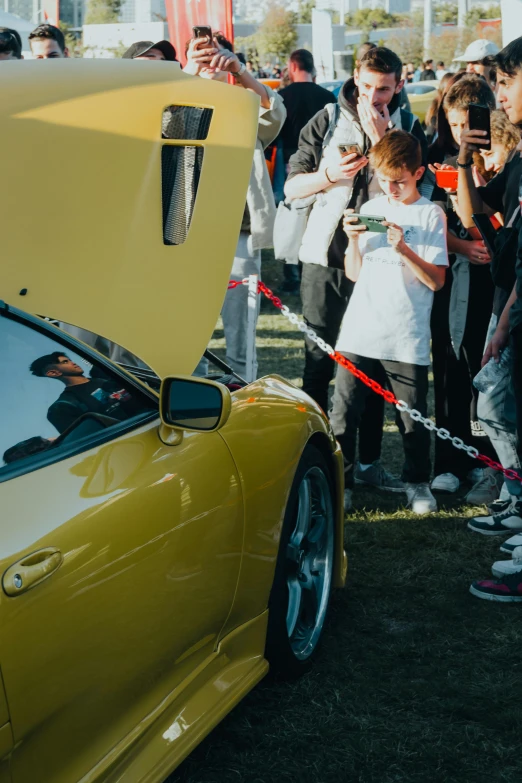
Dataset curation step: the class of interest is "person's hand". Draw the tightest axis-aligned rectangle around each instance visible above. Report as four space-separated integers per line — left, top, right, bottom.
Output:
208 46 242 74
184 37 219 75
428 162 458 193
463 239 491 265
343 209 367 241
357 95 390 144
472 165 487 188
482 322 509 366
326 152 368 184
384 221 406 252
458 128 490 164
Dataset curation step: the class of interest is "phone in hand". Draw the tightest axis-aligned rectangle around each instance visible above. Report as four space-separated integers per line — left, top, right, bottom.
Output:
468 103 491 151
350 214 388 233
339 143 363 158
472 213 497 256
192 26 213 47
435 168 458 190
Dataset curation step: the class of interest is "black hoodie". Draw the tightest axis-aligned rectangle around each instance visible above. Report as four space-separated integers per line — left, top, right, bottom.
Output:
287 78 428 269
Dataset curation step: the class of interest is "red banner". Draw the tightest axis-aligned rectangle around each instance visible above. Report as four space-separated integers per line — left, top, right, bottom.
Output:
166 0 234 65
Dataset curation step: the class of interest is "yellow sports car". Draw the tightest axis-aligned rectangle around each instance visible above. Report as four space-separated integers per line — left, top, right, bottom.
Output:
0 61 345 782
405 80 440 125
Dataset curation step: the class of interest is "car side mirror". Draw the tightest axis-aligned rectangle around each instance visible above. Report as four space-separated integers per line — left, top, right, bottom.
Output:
159 376 231 436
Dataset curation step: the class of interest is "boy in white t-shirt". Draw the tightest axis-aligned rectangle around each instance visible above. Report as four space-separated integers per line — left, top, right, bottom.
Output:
330 130 449 514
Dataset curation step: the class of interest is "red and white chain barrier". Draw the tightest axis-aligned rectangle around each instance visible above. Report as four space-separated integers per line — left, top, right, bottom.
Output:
227 275 522 486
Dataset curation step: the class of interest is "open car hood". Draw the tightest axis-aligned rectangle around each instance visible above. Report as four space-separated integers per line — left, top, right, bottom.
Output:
0 60 258 377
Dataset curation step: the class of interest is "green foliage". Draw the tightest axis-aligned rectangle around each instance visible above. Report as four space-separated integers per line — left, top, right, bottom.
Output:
297 0 316 24
467 2 501 25
434 1 458 24
240 1 298 62
85 0 122 24
347 8 398 31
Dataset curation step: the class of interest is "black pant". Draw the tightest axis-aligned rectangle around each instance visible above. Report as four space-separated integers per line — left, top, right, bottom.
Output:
431 273 496 479
330 353 431 487
300 264 385 464
512 325 522 474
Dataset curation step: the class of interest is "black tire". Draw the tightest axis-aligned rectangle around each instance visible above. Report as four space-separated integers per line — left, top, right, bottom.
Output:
265 443 336 677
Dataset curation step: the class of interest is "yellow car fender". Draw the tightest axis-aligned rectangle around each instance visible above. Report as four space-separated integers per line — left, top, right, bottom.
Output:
218 375 346 638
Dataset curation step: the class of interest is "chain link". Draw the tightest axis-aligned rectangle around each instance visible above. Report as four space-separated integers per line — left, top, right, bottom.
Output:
229 278 521 485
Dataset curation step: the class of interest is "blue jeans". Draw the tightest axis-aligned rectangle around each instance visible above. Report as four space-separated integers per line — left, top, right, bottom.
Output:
477 314 521 497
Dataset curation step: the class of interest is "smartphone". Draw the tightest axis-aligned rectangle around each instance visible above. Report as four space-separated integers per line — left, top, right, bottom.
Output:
339 143 363 158
472 213 497 256
192 26 213 46
435 169 458 191
468 103 491 151
350 214 388 233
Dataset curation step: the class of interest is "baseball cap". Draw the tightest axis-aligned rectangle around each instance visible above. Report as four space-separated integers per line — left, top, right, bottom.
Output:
454 39 500 63
122 40 178 61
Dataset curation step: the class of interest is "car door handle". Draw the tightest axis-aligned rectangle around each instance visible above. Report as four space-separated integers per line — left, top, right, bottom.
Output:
3 548 63 596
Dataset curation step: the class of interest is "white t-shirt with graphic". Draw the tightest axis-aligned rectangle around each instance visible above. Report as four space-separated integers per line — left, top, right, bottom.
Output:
336 195 448 366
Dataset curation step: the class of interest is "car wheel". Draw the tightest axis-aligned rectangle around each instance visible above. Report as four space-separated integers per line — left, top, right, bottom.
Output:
266 443 335 676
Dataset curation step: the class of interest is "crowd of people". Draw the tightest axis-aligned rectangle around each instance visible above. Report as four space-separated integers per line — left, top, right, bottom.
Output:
2 22 522 601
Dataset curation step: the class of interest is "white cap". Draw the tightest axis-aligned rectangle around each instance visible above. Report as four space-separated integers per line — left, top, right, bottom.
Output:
454 39 500 63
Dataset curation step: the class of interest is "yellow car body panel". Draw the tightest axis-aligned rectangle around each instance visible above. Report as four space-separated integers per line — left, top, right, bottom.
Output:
0 60 258 378
0 63 345 782
407 80 439 125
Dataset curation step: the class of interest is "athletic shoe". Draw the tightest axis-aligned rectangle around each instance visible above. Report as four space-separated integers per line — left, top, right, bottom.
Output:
354 461 405 493
487 498 512 516
467 499 522 535
431 473 460 493
465 468 502 506
470 571 522 602
467 467 484 483
491 546 522 578
499 532 522 554
406 483 438 514
344 488 353 513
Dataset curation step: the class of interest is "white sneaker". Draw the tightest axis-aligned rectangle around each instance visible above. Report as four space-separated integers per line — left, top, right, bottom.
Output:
406 483 438 514
499 482 511 501
492 546 522 578
465 468 502 506
344 488 353 513
499 532 522 554
431 473 460 494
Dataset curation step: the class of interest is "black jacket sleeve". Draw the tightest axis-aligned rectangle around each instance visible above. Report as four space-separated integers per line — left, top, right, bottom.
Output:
411 118 428 171
287 107 331 180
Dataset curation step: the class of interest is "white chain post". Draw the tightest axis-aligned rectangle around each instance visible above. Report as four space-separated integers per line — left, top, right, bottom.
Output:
245 274 259 384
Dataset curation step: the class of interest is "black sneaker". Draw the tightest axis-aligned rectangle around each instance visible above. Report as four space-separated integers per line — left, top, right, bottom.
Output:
487 498 512 516
499 533 522 554
470 570 522 602
467 500 522 536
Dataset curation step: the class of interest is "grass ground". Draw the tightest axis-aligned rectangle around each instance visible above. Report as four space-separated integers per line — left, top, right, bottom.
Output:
169 254 521 783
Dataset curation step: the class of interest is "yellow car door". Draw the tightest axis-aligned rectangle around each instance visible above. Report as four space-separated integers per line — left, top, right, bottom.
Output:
0 313 244 783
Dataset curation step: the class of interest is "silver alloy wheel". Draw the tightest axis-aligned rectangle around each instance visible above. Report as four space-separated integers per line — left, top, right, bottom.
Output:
285 465 334 660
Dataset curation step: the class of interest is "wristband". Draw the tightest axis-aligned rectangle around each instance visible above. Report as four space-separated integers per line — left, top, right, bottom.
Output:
456 159 473 169
233 62 247 79
325 167 336 184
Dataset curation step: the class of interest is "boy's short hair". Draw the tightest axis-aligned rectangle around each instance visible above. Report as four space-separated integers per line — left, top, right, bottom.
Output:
443 74 496 114
0 27 22 58
29 351 64 377
29 23 66 53
496 36 522 77
490 109 521 149
359 46 403 82
369 130 422 176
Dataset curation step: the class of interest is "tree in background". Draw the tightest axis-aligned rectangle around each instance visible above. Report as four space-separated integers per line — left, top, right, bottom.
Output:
298 0 316 24
85 0 122 24
236 1 298 64
434 2 457 24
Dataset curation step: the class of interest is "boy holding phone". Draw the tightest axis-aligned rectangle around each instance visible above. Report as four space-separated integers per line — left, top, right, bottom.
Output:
330 131 448 514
